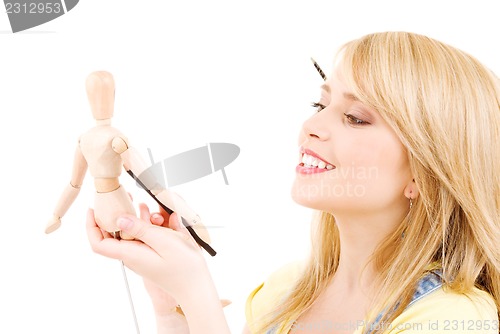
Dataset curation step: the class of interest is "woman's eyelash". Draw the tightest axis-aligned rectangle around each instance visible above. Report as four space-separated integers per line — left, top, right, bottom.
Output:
310 102 370 126
344 113 369 125
311 102 326 112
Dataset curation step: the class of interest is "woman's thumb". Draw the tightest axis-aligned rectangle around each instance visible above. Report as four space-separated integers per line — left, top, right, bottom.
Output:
117 215 151 241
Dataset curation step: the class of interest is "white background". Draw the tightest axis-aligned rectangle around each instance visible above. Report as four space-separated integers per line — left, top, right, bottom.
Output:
0 1 498 333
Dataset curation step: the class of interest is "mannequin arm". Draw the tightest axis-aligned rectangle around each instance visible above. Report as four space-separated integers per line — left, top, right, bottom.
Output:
45 144 88 233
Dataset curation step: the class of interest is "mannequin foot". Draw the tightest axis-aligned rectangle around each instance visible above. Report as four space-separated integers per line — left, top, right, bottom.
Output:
45 217 61 234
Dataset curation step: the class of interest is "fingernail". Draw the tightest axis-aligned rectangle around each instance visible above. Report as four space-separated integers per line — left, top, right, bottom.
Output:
117 217 133 230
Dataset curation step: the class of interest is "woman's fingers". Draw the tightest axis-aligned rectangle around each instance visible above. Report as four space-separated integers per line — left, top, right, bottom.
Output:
138 203 152 222
168 212 184 231
145 203 172 227
140 202 168 226
116 214 198 256
87 206 208 301
168 213 204 250
150 212 164 226
158 205 172 226
87 208 166 274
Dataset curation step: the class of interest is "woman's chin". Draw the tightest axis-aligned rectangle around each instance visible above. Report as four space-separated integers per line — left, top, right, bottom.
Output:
291 183 329 211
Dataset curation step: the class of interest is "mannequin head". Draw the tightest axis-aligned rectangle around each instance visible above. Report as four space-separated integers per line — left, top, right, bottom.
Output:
85 71 115 120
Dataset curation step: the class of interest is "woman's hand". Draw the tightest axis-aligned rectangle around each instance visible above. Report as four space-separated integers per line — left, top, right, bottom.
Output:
88 203 192 332
86 202 207 302
143 206 185 316
86 203 231 333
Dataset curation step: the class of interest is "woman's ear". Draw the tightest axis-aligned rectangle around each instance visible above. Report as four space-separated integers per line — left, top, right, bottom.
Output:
404 179 419 200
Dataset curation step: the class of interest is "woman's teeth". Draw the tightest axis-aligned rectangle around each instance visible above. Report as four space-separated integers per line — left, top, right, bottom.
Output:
301 153 335 170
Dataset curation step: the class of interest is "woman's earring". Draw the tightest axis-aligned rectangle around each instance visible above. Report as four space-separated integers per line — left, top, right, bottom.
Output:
402 197 413 239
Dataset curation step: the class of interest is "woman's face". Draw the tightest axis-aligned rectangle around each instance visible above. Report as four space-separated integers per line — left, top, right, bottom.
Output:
291 67 412 217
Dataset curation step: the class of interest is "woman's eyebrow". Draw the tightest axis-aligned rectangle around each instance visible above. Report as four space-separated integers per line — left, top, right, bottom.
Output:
320 83 330 93
321 83 361 102
343 92 361 102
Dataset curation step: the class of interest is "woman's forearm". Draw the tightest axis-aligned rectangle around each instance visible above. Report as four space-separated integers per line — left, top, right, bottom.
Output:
177 274 231 334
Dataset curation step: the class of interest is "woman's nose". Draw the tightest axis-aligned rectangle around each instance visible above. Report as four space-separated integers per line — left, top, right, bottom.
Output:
301 112 331 141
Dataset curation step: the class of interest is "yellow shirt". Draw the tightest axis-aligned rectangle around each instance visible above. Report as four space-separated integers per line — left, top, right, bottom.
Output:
245 262 499 333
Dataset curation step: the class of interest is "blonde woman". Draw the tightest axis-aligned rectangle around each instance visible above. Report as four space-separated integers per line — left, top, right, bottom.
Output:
87 32 499 334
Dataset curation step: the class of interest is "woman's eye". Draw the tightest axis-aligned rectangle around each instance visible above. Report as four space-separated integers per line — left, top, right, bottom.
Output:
311 102 326 113
344 113 369 126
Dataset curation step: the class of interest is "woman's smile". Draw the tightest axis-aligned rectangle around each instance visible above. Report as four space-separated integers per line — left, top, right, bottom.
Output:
296 147 336 174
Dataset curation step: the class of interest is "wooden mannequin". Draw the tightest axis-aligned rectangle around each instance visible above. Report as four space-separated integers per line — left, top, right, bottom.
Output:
46 71 210 244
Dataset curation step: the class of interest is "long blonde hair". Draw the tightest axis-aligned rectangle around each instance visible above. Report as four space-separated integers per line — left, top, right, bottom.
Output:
254 32 500 333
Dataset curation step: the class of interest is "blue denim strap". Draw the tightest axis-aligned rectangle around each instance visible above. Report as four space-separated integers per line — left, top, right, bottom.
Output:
407 269 443 308
366 269 443 333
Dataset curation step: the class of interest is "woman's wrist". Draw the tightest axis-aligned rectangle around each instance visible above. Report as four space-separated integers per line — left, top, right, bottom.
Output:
175 275 231 334
155 311 189 334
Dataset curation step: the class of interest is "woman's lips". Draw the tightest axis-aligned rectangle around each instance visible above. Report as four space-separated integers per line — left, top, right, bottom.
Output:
296 148 336 174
